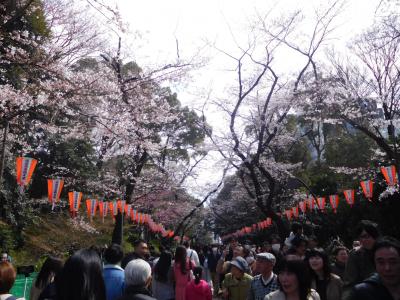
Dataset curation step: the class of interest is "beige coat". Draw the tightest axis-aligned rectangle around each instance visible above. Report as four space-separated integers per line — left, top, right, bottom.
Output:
311 273 343 300
264 289 320 300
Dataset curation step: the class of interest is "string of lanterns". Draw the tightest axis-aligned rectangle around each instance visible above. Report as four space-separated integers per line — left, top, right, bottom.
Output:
15 157 176 239
221 165 398 240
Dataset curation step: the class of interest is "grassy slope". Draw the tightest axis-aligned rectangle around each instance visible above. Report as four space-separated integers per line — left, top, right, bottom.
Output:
11 211 125 265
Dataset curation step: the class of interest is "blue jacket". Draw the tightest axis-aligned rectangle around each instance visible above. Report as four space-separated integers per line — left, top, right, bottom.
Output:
103 264 125 300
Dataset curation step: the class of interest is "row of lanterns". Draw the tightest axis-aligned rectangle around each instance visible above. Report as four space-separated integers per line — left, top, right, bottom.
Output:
15 157 175 238
222 165 398 240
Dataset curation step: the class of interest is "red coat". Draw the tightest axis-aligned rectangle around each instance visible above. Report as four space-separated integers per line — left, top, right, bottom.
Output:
185 279 212 300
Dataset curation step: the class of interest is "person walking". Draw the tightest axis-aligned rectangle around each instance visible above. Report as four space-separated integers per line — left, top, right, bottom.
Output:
248 253 279 300
305 249 343 300
103 244 125 300
330 246 348 279
152 250 174 300
174 245 196 300
343 220 380 299
264 259 320 300
54 249 106 300
185 266 212 300
121 240 149 269
0 262 25 300
350 237 400 300
116 259 156 300
207 244 221 296
30 256 63 300
221 257 253 300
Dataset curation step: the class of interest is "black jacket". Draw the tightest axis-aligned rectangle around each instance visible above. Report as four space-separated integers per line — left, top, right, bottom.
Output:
350 273 394 300
38 282 57 300
331 261 346 279
121 252 141 269
207 251 221 272
116 286 156 300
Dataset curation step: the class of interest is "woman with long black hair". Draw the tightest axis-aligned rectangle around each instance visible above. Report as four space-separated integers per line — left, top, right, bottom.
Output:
55 248 106 300
30 256 63 300
265 259 320 300
305 249 342 300
173 245 196 300
152 250 174 300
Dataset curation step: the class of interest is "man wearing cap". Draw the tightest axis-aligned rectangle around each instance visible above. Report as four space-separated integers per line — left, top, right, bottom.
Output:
247 253 279 300
221 256 253 300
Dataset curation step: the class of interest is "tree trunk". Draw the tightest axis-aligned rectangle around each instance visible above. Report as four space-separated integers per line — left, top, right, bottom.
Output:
0 120 9 189
111 211 123 245
258 205 289 241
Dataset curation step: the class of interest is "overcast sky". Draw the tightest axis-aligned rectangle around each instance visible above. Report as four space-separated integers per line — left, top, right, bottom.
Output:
110 0 381 197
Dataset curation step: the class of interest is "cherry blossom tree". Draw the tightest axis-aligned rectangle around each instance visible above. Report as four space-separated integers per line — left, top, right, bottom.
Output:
206 2 343 238
0 0 209 244
299 15 400 172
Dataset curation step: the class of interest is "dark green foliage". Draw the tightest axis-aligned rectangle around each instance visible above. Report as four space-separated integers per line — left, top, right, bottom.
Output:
0 0 50 88
28 137 98 198
325 130 374 168
0 168 35 248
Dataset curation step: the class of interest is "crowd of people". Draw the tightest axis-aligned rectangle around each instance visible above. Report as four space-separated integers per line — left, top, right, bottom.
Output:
0 220 399 300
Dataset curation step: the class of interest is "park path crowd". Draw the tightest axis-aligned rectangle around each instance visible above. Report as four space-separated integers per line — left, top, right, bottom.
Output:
0 219 399 300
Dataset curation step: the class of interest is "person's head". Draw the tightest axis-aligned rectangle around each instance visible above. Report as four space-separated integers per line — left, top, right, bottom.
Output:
356 220 380 250
229 238 238 249
243 245 253 258
373 237 400 288
305 249 331 280
307 236 318 249
56 249 106 300
1 253 8 263
0 262 16 294
125 259 152 288
35 256 64 289
88 245 103 260
271 235 281 245
277 259 311 300
292 236 308 257
104 244 123 265
233 245 244 258
352 240 361 249
260 241 270 251
255 253 276 276
229 257 248 279
271 236 282 254
154 250 172 282
332 246 349 264
193 266 203 285
285 247 301 261
175 246 188 275
133 240 149 258
291 222 303 235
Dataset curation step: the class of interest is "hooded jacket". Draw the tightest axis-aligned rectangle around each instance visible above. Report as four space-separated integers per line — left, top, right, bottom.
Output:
350 273 394 300
185 279 212 300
